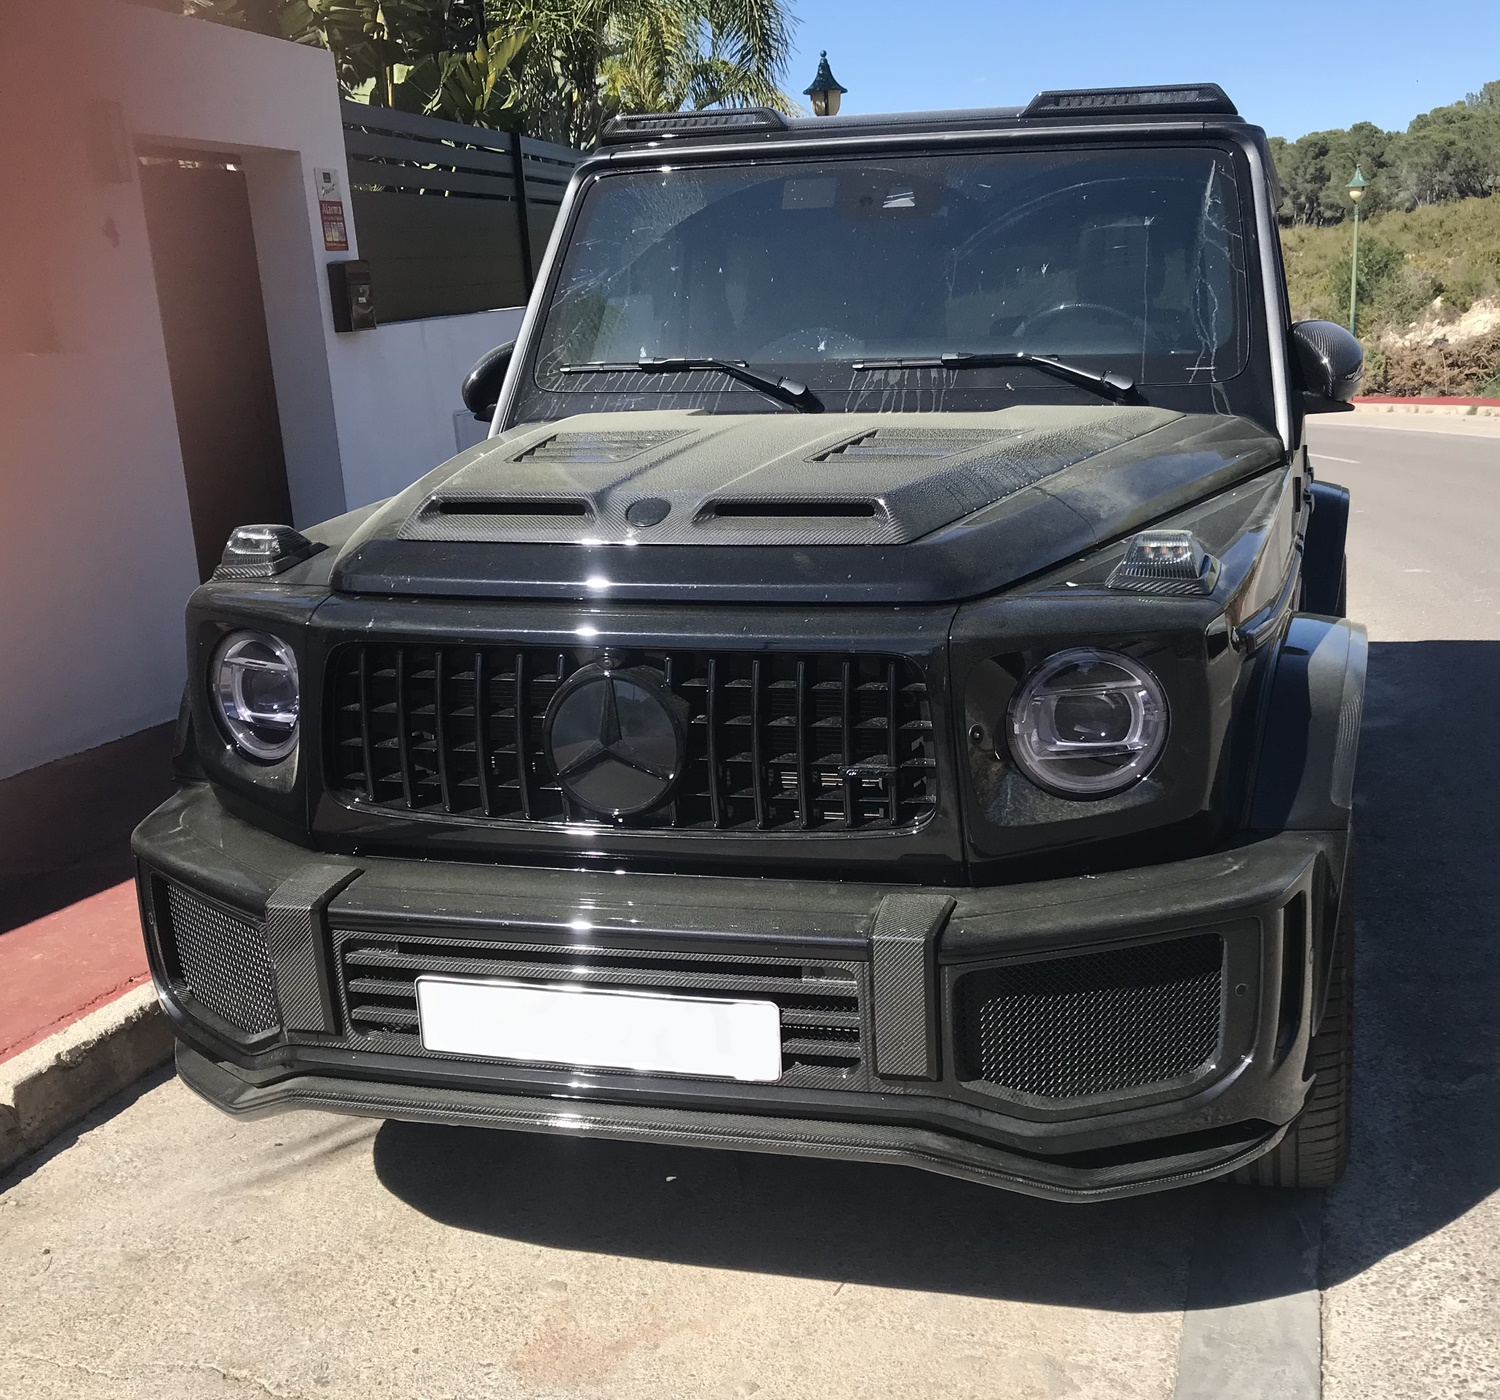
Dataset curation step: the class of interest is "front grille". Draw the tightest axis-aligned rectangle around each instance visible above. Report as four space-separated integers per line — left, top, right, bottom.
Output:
954 934 1224 1099
334 931 867 1084
160 883 281 1037
325 644 936 831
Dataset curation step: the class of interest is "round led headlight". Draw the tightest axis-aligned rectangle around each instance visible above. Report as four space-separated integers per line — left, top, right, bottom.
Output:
212 632 300 763
1007 648 1168 798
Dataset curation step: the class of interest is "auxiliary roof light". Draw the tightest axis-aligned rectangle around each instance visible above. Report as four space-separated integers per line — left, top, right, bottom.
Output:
1106 530 1220 596
214 524 324 580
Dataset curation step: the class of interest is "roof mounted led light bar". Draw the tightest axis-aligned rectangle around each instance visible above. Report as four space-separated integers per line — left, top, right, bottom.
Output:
600 108 789 145
1023 84 1237 118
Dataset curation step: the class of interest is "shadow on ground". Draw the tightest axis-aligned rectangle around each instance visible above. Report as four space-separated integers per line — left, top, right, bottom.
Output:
372 641 1497 1306
1321 640 1499 1287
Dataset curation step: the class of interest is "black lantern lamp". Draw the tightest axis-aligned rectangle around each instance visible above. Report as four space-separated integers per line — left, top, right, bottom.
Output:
804 51 847 117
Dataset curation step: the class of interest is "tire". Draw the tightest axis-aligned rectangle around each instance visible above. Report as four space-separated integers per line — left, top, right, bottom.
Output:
1234 852 1355 1187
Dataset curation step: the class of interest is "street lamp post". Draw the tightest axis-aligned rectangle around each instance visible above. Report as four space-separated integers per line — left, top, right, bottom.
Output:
803 51 847 117
1347 166 1368 336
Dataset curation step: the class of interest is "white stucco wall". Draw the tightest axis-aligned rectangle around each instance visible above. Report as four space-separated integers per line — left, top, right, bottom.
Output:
334 307 524 509
0 3 527 779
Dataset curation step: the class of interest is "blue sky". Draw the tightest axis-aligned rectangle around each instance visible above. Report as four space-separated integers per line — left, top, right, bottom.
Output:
784 0 1500 139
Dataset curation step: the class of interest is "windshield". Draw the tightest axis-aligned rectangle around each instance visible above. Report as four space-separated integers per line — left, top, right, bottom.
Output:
524 145 1249 417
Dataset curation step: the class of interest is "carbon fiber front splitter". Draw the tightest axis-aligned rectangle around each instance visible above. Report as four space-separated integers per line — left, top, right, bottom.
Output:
176 1042 1287 1203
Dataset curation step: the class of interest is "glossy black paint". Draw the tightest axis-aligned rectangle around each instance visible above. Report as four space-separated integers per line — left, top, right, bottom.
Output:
136 98 1366 1196
135 785 1345 1199
330 413 1283 604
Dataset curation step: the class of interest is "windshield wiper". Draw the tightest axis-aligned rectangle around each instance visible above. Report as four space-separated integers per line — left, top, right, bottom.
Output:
558 357 823 413
851 352 1135 402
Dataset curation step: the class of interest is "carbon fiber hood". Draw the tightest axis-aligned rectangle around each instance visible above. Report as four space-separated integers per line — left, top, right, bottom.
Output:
331 407 1284 603
397 406 1180 546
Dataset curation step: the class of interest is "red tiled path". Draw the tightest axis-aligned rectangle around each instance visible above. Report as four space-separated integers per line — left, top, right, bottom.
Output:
0 882 151 1062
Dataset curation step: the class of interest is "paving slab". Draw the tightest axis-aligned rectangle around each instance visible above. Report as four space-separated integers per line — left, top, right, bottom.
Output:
1 1071 1194 1400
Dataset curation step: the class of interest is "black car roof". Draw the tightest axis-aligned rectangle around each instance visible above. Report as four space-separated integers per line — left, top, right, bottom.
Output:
598 84 1245 147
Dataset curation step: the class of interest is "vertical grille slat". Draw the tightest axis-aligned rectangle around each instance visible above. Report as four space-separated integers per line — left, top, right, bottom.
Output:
514 650 534 821
839 659 857 829
327 644 936 833
750 658 768 829
395 648 415 809
474 649 495 817
433 650 453 814
794 658 811 830
706 658 725 829
357 648 375 803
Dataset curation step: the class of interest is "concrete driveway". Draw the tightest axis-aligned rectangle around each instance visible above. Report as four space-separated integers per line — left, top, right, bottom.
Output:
1 419 1494 1400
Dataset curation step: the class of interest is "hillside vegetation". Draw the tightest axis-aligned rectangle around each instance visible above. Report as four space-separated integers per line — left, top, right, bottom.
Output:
1281 195 1499 322
1269 82 1498 226
1279 195 1498 395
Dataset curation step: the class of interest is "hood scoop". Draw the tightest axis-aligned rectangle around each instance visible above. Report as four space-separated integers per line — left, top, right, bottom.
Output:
392 405 1186 547
513 429 688 463
817 427 1009 460
700 499 879 520
402 494 596 540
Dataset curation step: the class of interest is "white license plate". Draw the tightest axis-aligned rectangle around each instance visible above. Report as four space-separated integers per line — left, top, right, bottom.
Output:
415 976 783 1083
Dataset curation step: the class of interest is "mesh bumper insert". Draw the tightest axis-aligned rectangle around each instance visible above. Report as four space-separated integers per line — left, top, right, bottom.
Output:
159 882 281 1038
954 934 1225 1099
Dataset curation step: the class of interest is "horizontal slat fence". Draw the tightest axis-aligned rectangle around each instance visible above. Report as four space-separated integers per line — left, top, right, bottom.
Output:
340 103 582 323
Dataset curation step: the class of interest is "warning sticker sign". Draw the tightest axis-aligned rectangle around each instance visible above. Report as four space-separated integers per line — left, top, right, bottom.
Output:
320 199 349 252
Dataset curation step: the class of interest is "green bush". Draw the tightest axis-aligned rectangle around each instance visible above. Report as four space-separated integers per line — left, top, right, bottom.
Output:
1280 194 1499 325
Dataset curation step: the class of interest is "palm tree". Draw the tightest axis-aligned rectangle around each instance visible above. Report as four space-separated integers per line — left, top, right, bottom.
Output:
193 0 798 145
504 0 798 148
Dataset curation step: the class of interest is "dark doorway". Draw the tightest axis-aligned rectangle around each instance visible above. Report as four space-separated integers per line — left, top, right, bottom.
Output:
139 150 293 582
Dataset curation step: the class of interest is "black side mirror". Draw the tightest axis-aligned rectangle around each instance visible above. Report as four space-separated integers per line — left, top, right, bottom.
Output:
461 340 515 421
1289 320 1363 413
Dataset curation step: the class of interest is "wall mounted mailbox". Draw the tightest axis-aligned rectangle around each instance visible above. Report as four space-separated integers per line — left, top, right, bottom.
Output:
327 259 375 332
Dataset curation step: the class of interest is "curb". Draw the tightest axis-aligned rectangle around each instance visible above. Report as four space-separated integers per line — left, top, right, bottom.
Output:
0 984 173 1175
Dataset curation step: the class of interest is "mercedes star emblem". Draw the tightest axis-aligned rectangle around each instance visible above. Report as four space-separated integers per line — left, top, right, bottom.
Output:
543 665 685 817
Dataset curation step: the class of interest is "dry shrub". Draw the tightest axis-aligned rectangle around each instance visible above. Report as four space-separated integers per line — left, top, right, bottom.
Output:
1363 336 1500 396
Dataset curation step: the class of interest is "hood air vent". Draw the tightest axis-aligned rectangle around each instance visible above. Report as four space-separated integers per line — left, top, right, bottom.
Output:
702 499 878 520
400 495 596 540
428 497 592 518
816 428 1005 461
513 430 686 463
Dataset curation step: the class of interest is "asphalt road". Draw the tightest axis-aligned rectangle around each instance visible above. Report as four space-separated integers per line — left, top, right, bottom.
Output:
1 419 1495 1400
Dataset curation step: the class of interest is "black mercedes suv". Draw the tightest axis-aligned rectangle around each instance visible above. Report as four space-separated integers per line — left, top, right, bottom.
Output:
134 84 1366 1200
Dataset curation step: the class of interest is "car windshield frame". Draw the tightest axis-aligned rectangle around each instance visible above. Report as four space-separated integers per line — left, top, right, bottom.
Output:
507 137 1272 427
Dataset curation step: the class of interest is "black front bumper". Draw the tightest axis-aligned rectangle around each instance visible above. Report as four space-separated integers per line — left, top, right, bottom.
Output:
135 784 1347 1202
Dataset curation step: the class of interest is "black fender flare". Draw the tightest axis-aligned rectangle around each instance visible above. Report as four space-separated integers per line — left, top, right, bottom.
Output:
1302 479 1350 615
1250 615 1367 834
1250 616 1366 1034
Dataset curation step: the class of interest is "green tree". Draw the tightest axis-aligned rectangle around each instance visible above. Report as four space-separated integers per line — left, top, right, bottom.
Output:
275 0 529 123
184 0 798 144
498 0 797 148
1270 81 1499 226
1269 121 1390 226
1383 91 1500 208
